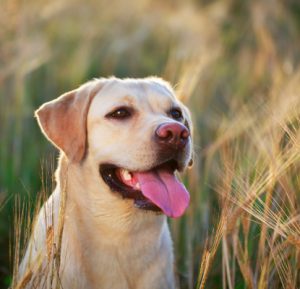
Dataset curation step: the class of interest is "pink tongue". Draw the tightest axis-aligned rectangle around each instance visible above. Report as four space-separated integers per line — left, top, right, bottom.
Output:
135 169 190 218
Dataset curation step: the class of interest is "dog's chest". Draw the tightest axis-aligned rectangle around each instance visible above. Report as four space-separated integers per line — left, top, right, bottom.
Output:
60 223 174 289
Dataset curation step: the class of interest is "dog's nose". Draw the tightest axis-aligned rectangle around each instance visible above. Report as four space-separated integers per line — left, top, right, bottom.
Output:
155 122 189 149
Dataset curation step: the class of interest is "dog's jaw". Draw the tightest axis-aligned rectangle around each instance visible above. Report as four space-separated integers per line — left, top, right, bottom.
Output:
98 157 190 218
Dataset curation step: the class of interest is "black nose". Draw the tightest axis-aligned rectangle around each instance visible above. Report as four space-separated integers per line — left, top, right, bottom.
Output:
155 122 189 150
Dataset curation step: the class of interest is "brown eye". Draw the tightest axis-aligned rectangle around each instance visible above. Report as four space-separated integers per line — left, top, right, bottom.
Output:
106 107 132 120
169 108 183 120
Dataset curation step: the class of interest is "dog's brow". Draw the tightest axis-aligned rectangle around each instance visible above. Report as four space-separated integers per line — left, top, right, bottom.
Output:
146 92 174 110
105 95 137 111
119 95 136 104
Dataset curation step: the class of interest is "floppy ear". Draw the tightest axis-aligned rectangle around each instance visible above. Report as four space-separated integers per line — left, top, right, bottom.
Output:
35 82 102 162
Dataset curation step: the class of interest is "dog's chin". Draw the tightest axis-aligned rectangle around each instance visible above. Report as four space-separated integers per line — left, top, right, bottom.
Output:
99 159 181 213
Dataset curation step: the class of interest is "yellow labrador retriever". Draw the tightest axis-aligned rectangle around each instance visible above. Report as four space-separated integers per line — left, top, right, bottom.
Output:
18 77 193 289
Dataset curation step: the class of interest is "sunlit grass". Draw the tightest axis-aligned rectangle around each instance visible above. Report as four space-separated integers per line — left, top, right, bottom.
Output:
1 0 300 288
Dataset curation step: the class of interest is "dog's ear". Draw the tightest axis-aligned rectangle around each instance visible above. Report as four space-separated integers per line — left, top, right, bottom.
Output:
35 82 102 162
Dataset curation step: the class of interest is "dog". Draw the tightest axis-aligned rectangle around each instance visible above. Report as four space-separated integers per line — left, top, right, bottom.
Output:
18 77 193 289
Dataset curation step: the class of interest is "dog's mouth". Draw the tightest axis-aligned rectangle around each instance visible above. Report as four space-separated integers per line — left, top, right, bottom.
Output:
99 160 190 218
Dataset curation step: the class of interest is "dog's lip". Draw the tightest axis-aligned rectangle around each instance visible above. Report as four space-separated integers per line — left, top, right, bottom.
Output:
99 160 179 212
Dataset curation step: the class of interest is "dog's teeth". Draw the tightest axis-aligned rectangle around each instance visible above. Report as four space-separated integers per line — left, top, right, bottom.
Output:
121 169 132 181
136 182 141 190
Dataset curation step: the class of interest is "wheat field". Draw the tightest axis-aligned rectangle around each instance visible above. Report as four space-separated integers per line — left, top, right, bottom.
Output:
0 0 300 288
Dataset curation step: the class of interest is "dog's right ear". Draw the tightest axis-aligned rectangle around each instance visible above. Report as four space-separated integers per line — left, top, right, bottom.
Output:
35 82 102 163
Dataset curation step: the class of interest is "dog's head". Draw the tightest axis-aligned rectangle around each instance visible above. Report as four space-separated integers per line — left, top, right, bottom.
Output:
36 77 193 218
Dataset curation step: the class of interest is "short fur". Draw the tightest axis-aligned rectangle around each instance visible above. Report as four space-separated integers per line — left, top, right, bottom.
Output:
18 77 193 289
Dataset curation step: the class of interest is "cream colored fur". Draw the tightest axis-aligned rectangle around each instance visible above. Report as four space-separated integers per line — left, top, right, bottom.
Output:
18 77 193 289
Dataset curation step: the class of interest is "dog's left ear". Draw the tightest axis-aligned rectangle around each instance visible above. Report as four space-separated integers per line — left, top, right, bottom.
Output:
35 81 102 162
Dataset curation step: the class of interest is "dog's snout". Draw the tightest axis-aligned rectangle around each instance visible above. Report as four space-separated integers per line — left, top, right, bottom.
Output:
155 122 189 149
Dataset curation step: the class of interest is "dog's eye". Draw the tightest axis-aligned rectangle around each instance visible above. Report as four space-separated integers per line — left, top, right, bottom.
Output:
169 108 183 120
106 107 132 120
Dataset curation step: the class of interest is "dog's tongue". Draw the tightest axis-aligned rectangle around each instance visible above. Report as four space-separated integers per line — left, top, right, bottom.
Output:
135 169 190 218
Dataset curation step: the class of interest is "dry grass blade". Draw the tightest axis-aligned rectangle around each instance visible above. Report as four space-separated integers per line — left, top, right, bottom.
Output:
0 193 8 211
12 197 24 289
196 207 229 289
267 234 296 289
222 236 234 289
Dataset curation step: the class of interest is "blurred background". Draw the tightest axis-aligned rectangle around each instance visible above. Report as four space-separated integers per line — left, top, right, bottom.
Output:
1 0 300 288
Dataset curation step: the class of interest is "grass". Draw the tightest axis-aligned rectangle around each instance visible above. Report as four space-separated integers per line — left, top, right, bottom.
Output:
1 0 300 288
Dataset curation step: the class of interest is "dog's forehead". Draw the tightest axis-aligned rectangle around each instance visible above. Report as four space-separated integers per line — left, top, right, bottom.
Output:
89 80 177 117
